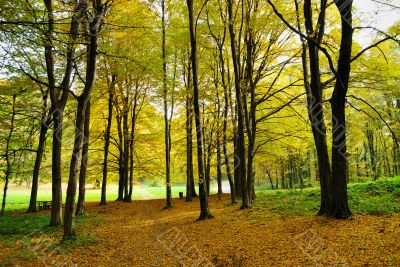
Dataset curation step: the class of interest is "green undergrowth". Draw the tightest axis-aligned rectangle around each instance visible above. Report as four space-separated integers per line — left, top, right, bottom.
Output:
253 177 400 219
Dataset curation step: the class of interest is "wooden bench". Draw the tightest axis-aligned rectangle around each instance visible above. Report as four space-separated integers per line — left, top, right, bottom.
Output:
38 201 52 210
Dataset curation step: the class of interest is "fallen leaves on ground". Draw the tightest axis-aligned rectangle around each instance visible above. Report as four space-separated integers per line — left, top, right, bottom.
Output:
1 194 399 266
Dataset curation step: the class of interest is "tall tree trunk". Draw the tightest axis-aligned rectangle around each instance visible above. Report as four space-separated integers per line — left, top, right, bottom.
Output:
298 0 332 215
122 101 130 202
281 159 286 189
28 92 50 212
64 99 85 239
187 0 213 220
162 0 172 209
50 107 65 226
45 0 79 227
205 140 212 195
328 0 353 219
186 91 193 202
128 91 139 202
218 40 236 203
101 75 115 205
227 0 249 209
116 114 124 201
1 94 16 215
76 99 90 216
216 135 223 196
64 1 104 239
365 123 377 180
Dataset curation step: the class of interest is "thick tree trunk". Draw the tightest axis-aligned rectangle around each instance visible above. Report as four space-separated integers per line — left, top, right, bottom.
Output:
76 99 90 216
50 108 64 226
101 76 115 205
187 0 212 220
328 0 353 219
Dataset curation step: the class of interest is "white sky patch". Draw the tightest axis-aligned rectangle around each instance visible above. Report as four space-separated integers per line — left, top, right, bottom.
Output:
353 0 400 45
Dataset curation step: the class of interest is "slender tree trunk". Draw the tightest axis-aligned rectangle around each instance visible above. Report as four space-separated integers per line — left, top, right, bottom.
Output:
64 1 104 239
122 102 130 202
216 137 223 196
162 0 172 209
186 85 193 201
299 0 332 215
28 92 50 212
268 172 275 190
217 41 235 203
187 0 213 220
1 95 16 215
280 160 285 189
116 114 124 201
227 0 249 209
128 92 138 202
205 141 212 195
365 124 377 180
64 99 85 239
76 99 90 216
101 75 115 205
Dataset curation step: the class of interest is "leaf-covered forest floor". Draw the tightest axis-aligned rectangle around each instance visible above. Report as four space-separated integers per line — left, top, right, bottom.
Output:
1 178 399 266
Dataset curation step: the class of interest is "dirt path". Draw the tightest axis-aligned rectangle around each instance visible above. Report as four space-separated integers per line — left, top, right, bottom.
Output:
2 195 400 266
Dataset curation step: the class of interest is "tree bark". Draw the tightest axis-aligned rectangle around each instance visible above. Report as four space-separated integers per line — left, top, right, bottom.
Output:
116 114 124 201
1 94 16 215
187 0 213 220
328 0 353 219
216 96 223 196
76 99 90 216
227 0 249 209
122 95 130 202
101 75 115 205
28 91 50 212
186 91 193 202
162 0 172 209
299 0 332 215
44 0 79 227
64 0 104 239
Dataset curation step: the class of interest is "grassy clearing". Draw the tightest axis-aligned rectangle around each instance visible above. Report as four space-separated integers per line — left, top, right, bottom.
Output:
0 183 195 212
253 176 400 219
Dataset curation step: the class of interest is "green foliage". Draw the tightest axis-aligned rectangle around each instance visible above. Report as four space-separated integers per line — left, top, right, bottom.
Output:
253 177 400 219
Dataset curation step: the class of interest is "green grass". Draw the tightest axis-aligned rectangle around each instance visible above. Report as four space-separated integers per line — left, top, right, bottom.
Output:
0 212 102 264
253 176 400 219
0 183 199 212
